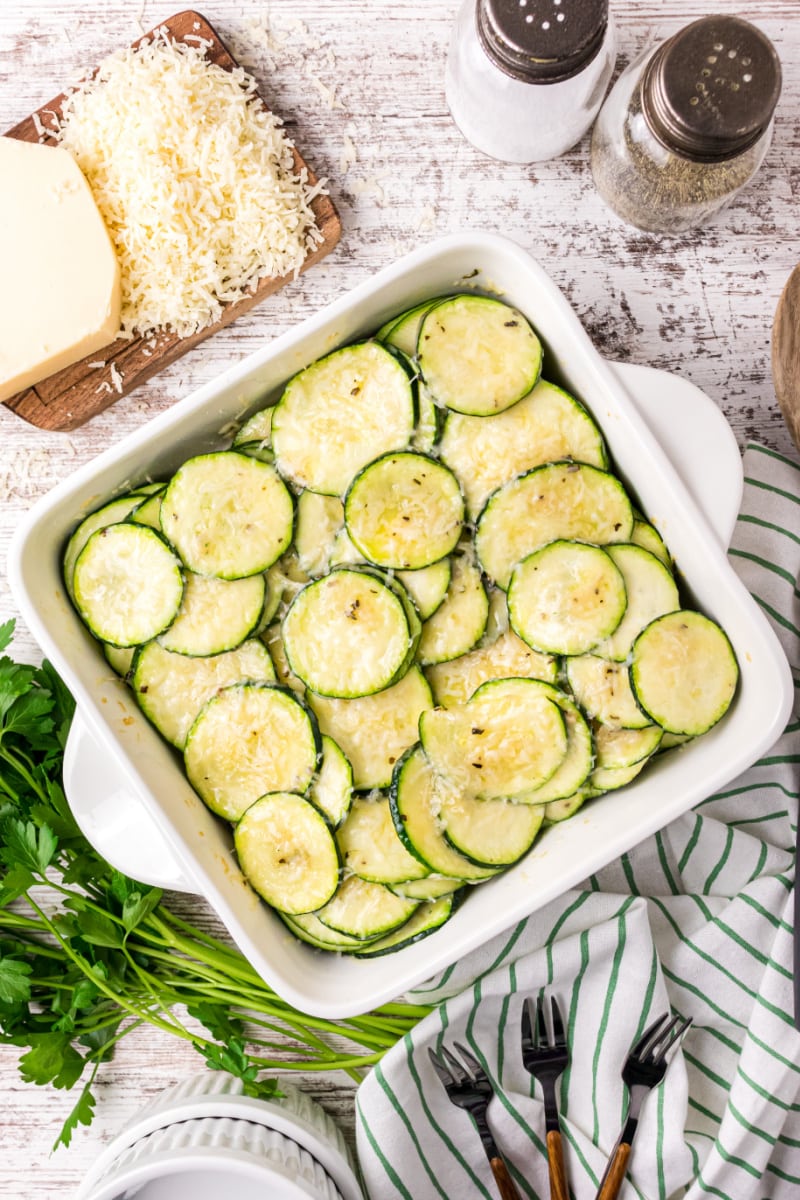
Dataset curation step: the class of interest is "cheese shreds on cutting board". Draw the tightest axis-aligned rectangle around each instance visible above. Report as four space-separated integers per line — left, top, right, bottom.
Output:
56 33 324 339
0 137 121 404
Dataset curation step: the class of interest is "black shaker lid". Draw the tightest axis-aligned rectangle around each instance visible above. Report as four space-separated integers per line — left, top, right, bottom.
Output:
642 16 782 161
477 0 609 84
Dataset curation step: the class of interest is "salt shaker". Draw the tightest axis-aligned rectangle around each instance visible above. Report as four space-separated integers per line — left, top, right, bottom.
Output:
590 15 782 234
445 0 616 164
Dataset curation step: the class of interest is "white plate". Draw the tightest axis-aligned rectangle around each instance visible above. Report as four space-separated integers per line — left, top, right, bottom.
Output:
8 233 791 1018
61 359 744 891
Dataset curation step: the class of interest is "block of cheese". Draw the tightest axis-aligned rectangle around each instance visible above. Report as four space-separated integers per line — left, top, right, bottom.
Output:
0 137 121 404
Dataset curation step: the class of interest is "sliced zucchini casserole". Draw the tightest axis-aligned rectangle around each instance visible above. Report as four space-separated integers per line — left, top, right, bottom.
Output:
65 293 738 956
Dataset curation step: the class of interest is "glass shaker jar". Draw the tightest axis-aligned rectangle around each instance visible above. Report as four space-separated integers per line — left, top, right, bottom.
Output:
590 15 782 234
445 0 616 163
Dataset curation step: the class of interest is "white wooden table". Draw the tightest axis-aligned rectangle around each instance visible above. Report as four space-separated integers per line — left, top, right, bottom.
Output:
0 1 798 1194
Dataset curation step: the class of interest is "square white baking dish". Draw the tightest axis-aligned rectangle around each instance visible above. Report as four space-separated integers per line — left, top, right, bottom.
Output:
8 233 793 1018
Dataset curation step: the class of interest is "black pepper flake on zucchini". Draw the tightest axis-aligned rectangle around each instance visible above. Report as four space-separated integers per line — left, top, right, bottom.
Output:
73 523 184 648
184 682 320 821
160 451 294 580
283 567 421 698
272 342 416 496
344 451 464 570
234 792 341 915
629 610 738 736
418 295 542 416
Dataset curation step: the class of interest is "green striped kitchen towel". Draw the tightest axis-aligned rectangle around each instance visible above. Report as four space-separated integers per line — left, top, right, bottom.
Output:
356 444 800 1200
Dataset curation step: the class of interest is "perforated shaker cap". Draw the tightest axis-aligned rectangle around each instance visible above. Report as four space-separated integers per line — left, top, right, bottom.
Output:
477 0 609 84
642 16 782 162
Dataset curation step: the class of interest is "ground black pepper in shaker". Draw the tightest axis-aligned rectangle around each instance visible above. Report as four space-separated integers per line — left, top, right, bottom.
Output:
590 15 782 233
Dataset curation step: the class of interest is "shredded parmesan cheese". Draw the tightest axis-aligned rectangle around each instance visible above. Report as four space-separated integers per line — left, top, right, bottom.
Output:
57 34 323 338
109 362 124 393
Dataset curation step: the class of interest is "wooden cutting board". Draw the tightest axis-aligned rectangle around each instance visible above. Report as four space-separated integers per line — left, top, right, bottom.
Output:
3 9 341 432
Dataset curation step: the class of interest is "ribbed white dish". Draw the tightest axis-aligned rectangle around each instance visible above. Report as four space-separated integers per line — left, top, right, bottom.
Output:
75 1072 362 1200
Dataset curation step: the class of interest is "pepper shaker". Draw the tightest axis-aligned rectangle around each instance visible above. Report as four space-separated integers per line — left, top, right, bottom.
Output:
590 15 782 234
445 0 616 164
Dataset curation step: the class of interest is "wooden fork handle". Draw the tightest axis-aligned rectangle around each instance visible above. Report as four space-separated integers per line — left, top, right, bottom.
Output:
595 1141 632 1200
489 1155 524 1200
546 1129 570 1200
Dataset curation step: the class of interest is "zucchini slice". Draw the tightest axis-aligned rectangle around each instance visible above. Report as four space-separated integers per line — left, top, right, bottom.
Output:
412 384 440 454
378 297 446 356
235 792 340 915
345 452 464 570
426 629 557 707
63 493 153 600
233 406 274 448
272 342 416 496
542 787 596 825
283 568 421 699
508 540 627 656
130 493 163 530
476 462 635 590
261 624 305 695
161 452 294 580
294 492 344 578
310 735 353 828
420 677 568 800
157 571 266 657
418 295 542 416
397 558 452 620
565 654 651 730
417 547 489 666
348 895 457 957
73 524 184 648
631 517 671 568
593 544 680 662
104 644 135 678
440 379 608 518
134 638 275 749
184 683 320 821
593 722 663 770
517 688 594 805
309 665 433 789
389 747 498 881
315 876 419 939
281 911 376 950
590 759 649 792
630 610 738 736
439 793 545 867
390 875 462 900
337 792 429 884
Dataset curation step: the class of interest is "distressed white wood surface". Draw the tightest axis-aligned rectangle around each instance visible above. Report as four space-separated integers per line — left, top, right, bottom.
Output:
1 1 799 1194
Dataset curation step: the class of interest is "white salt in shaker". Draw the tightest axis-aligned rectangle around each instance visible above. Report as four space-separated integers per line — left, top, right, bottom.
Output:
445 0 616 163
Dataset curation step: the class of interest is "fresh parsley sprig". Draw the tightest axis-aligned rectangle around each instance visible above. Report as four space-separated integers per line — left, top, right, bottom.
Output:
0 620 429 1150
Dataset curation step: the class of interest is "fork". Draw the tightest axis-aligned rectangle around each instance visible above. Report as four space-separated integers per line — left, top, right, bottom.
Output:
521 995 570 1200
594 1012 693 1200
428 1042 524 1200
